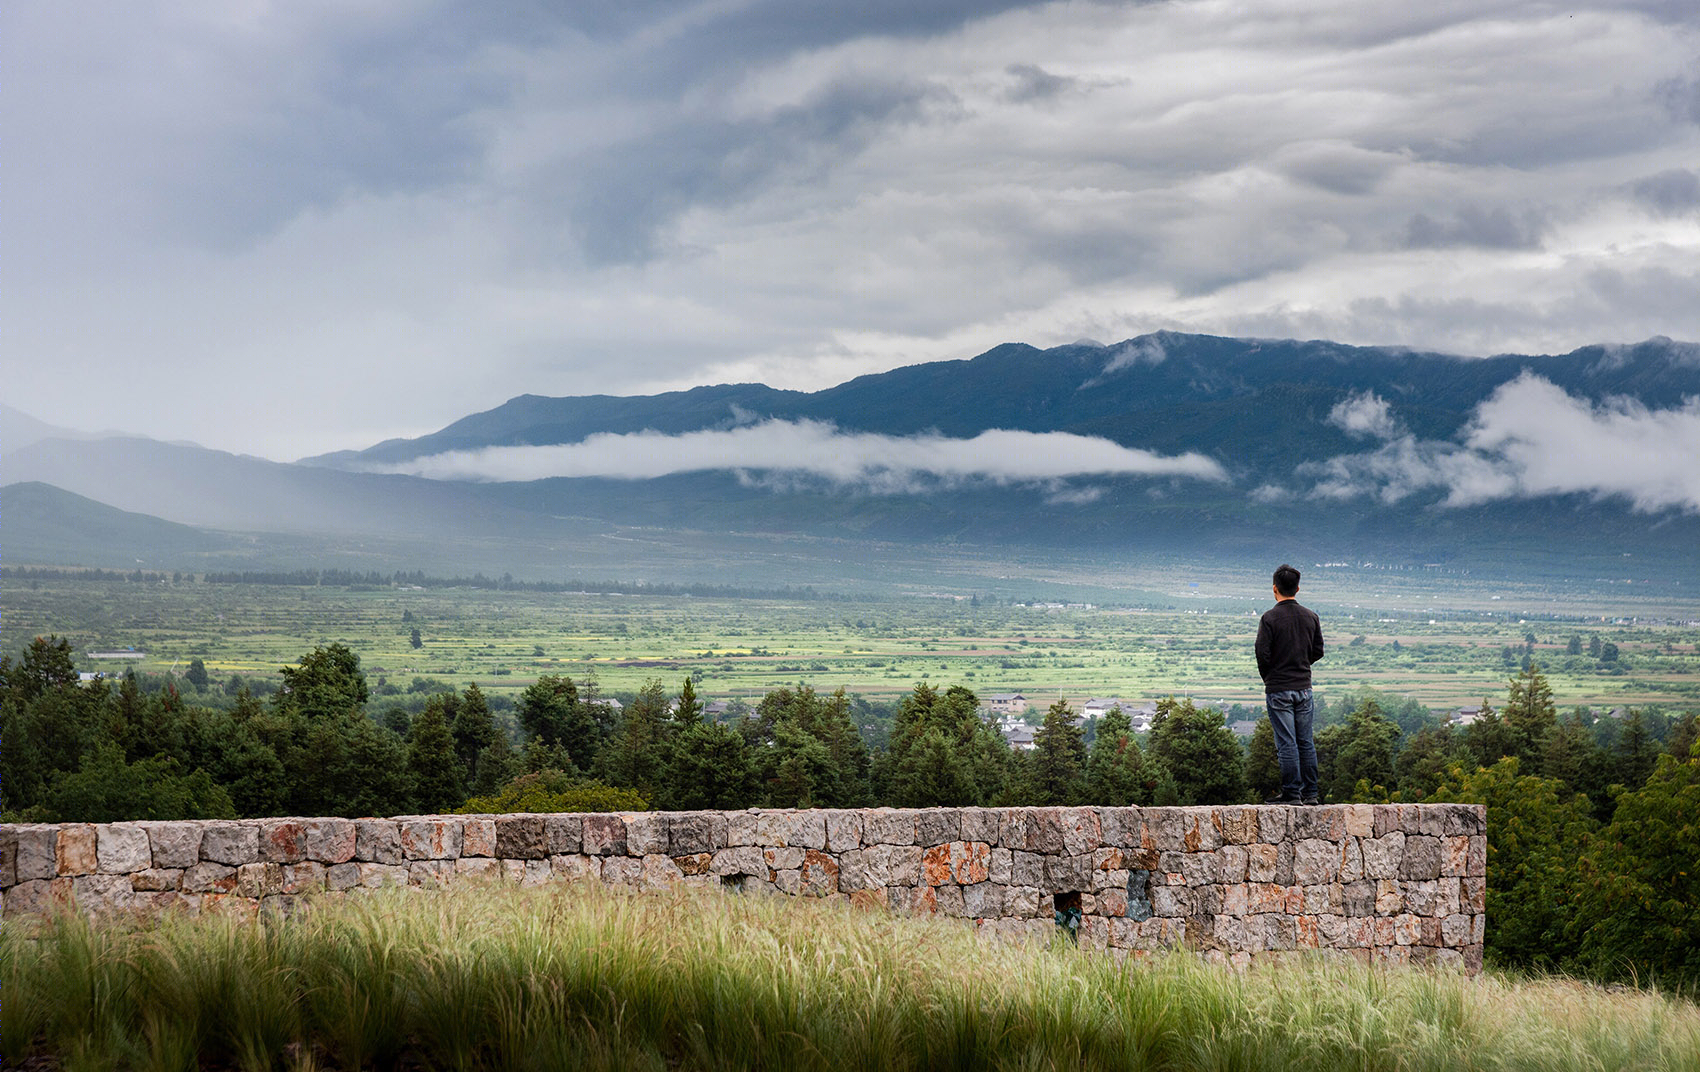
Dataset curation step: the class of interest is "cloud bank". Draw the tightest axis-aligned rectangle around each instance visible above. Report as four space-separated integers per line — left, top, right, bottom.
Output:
369 420 1228 494
1302 374 1700 511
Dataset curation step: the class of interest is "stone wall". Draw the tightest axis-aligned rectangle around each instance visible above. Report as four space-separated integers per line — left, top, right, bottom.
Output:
1 804 1486 970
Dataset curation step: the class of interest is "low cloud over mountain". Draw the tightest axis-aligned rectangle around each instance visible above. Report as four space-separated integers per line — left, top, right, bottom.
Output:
1301 374 1700 512
364 420 1228 493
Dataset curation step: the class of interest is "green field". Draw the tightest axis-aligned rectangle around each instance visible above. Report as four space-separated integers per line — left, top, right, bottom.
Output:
5 571 1696 716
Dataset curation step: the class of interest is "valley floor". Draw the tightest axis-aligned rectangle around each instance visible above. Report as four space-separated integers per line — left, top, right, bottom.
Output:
5 574 1695 713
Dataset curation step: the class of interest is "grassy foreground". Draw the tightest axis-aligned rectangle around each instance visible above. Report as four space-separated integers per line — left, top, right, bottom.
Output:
4 885 1697 1072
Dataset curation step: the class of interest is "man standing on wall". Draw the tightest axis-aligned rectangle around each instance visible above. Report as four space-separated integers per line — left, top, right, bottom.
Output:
1256 564 1325 805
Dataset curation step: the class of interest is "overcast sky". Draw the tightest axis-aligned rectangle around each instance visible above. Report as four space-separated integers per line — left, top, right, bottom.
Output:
7 0 1700 461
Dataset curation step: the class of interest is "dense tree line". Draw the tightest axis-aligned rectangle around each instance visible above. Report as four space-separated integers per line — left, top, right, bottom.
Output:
4 638 1694 987
0 637 1262 821
0 640 1493 823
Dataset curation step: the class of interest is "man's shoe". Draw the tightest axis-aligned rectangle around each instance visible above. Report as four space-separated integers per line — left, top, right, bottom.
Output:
1301 796 1321 806
1264 793 1302 805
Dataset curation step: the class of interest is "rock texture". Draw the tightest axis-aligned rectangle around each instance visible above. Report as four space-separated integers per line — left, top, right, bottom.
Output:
0 805 1486 970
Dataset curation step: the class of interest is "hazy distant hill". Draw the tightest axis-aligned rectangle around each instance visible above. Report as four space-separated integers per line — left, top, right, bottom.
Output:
7 435 546 538
1 481 237 567
11 332 1700 580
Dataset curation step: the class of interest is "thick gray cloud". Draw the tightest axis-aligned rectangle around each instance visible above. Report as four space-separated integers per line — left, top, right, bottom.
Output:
560 77 956 265
1628 169 1700 215
1657 73 1700 125
1003 64 1079 103
1401 207 1547 251
5 1 1700 460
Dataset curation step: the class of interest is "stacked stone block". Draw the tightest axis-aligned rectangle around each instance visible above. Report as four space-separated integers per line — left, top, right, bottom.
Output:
1 804 1485 971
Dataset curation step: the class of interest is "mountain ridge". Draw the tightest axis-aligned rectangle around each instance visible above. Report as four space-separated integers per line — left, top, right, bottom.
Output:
10 332 1699 583
302 332 1700 477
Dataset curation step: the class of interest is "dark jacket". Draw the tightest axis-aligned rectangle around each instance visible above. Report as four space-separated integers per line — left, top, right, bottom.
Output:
1256 599 1324 692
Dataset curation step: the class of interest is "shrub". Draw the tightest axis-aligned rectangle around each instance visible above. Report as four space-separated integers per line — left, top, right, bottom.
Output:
457 768 649 813
1572 744 1700 988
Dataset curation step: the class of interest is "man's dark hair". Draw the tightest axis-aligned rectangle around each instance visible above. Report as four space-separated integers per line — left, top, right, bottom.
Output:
1273 564 1301 598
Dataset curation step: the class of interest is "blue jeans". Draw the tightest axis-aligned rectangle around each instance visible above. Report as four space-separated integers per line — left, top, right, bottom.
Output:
1266 689 1319 799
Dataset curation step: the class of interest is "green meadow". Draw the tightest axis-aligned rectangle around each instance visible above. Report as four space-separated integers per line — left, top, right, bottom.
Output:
5 572 1696 714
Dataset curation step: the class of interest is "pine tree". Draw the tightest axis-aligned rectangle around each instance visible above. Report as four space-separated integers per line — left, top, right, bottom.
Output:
277 643 369 721
1393 724 1469 801
1573 746 1700 987
200 709 287 818
523 735 576 775
1145 697 1246 805
889 727 978 807
518 675 604 769
1612 709 1659 790
344 713 413 817
740 685 869 807
1243 718 1281 802
1033 698 1087 805
753 685 870 807
3 635 79 700
598 678 673 796
676 676 703 727
1668 714 1699 761
1086 704 1148 805
407 699 463 813
230 682 265 723
768 725 833 809
1314 696 1400 802
1430 757 1598 972
885 682 945 769
471 730 521 797
451 683 497 786
1462 699 1518 770
805 688 870 803
882 683 1006 807
1147 761 1183 806
116 672 180 765
1537 715 1596 790
669 720 758 809
1502 663 1557 768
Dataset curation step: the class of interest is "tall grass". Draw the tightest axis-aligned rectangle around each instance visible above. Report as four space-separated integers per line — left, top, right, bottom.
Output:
5 883 1697 1071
